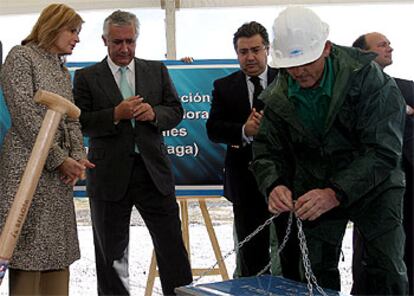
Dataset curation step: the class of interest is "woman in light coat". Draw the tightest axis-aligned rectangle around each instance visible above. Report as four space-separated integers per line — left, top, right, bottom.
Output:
0 3 93 295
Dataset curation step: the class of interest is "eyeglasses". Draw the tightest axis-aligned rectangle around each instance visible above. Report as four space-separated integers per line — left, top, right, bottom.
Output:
237 46 267 56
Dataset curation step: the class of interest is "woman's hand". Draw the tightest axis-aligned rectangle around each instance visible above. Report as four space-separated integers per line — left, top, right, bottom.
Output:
58 157 94 185
78 158 95 180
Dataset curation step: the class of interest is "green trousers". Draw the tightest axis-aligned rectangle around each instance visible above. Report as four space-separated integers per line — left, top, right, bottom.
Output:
306 224 408 295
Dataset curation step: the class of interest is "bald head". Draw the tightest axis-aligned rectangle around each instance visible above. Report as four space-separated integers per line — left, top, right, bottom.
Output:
353 32 393 69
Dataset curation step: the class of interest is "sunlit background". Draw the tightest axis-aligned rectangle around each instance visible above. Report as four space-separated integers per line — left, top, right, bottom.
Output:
1 3 413 80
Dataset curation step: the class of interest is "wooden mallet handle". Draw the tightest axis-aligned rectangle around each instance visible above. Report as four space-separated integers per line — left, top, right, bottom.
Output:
0 90 80 284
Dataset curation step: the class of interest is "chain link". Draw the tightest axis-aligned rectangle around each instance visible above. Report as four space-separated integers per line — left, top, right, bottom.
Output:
256 212 293 276
190 213 279 285
190 209 329 296
296 218 328 296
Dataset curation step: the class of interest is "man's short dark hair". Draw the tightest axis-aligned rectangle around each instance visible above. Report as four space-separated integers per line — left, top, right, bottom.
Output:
352 34 368 50
233 21 269 51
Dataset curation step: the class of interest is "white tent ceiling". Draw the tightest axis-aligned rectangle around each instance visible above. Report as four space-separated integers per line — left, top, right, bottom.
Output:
1 0 413 59
0 0 413 15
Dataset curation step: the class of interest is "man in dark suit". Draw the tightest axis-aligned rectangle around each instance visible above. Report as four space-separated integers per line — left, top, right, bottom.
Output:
352 32 414 295
206 21 300 279
73 10 192 296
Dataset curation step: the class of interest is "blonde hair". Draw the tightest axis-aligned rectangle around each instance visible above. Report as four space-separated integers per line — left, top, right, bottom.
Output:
22 3 83 50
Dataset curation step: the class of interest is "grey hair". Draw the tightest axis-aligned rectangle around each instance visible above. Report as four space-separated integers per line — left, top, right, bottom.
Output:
103 10 140 38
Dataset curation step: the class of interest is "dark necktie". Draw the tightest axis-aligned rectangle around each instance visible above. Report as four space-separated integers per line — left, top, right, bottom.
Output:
250 76 264 111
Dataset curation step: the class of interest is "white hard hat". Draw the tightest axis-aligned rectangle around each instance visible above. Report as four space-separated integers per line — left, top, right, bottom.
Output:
271 6 329 68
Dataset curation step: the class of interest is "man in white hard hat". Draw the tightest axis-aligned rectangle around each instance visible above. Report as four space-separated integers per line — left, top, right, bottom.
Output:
352 32 414 295
207 21 303 280
251 6 408 294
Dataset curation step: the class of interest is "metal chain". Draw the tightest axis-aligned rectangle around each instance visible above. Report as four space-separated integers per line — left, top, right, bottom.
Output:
256 211 293 276
191 209 329 296
296 218 328 296
190 213 279 285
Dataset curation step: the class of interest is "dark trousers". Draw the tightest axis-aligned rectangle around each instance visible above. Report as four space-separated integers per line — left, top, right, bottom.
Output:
231 169 301 279
89 155 192 295
274 213 302 282
229 166 271 277
233 194 271 277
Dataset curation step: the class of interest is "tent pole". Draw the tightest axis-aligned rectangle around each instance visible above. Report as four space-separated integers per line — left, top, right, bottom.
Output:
164 0 177 60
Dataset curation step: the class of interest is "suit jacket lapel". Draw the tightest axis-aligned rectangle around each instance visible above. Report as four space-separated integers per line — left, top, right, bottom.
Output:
96 58 123 106
134 58 147 99
233 71 250 116
267 67 278 85
235 67 277 116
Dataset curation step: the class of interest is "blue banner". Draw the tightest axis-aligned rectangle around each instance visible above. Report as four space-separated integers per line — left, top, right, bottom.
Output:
1 60 240 195
163 60 238 186
0 90 11 147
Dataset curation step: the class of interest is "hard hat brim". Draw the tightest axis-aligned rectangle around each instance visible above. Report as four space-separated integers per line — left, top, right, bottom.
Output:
273 43 325 68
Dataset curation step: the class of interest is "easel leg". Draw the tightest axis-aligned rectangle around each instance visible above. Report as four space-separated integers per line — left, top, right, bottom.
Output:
144 250 157 296
180 200 191 262
199 200 229 280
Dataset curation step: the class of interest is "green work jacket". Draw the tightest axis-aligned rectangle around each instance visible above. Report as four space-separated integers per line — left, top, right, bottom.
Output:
251 44 406 242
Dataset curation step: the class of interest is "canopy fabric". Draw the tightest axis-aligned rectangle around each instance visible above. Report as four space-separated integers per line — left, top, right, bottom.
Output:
0 0 154 15
0 0 412 60
179 0 412 8
0 0 412 15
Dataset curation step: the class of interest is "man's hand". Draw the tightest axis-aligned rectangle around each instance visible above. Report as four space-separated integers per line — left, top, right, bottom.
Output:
295 188 339 221
133 100 156 122
407 105 414 116
114 96 143 122
180 56 194 63
244 108 263 137
268 185 294 214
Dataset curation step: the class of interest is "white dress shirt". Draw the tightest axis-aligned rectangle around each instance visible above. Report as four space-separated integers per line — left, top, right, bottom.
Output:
107 56 136 94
